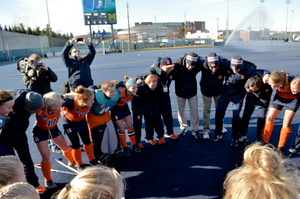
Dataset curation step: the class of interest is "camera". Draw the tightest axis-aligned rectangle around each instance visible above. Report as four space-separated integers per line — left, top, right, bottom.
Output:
34 62 43 67
77 38 84 42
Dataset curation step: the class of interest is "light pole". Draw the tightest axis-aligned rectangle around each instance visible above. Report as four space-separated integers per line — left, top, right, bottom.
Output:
285 0 292 35
226 0 229 37
259 0 265 31
291 10 294 34
45 0 53 53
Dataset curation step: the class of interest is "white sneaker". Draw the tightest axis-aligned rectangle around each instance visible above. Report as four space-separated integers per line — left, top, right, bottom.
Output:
238 135 247 142
203 132 210 139
222 127 227 133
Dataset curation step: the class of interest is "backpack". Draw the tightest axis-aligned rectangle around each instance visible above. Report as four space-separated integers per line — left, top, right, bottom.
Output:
16 58 33 74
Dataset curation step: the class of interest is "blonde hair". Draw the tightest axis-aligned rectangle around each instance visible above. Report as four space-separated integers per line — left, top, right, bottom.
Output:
291 76 300 89
223 144 300 199
144 74 158 85
269 70 287 87
0 91 13 106
28 54 41 62
75 85 94 102
43 92 63 108
0 182 39 199
99 81 115 92
124 75 136 87
0 156 22 188
55 166 125 199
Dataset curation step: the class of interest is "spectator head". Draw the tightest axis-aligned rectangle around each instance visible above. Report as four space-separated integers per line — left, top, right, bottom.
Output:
144 74 158 90
0 90 14 117
124 76 138 95
0 182 39 199
28 54 41 63
55 165 125 199
23 92 44 115
185 52 198 70
223 143 300 199
160 57 174 74
0 156 26 188
71 48 81 59
75 85 95 108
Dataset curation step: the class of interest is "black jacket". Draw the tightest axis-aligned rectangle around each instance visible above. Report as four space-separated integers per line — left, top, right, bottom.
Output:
131 81 154 112
200 56 228 97
174 54 203 98
137 57 176 99
62 43 96 91
23 67 57 94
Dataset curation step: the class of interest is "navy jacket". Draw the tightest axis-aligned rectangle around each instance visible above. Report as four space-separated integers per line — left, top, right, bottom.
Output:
62 43 96 91
173 54 203 99
131 81 154 112
221 60 257 100
0 90 32 137
200 56 228 97
137 57 176 99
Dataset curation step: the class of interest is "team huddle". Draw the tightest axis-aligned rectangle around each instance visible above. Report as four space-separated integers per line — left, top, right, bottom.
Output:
1 37 300 197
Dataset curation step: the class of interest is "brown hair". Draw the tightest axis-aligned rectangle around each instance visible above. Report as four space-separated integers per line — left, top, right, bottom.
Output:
0 91 13 106
144 74 158 85
269 70 287 88
96 81 116 92
75 85 94 102
28 54 41 62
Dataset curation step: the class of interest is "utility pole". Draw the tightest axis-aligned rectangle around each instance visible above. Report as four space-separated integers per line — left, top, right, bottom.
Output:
216 18 219 32
154 15 157 41
184 11 186 37
291 10 294 34
226 0 229 37
127 2 131 52
46 0 54 52
285 0 292 35
0 28 7 62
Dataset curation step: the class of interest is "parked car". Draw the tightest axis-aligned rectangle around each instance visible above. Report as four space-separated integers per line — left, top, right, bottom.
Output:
159 42 173 47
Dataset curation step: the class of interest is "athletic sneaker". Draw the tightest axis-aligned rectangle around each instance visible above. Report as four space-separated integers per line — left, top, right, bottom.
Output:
192 131 201 139
137 143 144 149
165 133 179 139
157 137 166 144
289 147 300 154
145 139 157 145
238 135 247 142
113 148 124 157
123 147 130 156
45 180 57 189
132 144 141 152
68 162 75 167
230 138 238 147
211 134 222 142
222 127 228 133
77 165 86 172
179 129 187 136
36 185 47 194
203 132 210 139
90 159 101 165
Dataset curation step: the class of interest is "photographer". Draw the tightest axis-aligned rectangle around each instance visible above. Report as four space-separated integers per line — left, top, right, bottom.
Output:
62 37 95 92
23 54 57 95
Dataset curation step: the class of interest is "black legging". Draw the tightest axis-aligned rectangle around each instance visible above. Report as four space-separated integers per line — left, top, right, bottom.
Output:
65 129 91 149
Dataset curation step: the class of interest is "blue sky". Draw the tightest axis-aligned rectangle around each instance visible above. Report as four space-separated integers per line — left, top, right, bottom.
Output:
0 0 299 36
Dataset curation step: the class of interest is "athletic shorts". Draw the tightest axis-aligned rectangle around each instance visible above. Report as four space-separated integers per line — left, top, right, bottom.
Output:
62 117 89 134
110 104 131 121
270 94 299 112
32 125 62 143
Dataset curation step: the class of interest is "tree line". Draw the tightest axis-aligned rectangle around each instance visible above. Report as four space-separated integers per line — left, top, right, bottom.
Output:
0 23 73 39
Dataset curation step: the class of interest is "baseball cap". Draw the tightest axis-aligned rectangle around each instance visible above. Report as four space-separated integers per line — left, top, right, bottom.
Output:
231 55 244 69
207 52 219 67
24 92 44 111
186 52 198 66
160 57 174 68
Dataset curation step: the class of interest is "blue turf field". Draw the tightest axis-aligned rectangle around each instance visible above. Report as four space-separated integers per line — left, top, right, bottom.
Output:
1 44 300 198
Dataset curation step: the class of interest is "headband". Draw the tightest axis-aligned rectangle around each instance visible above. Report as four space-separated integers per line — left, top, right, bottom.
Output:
149 78 158 82
126 80 137 88
0 97 13 104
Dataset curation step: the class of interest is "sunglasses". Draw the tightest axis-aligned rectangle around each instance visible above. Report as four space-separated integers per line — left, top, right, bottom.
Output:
209 66 219 70
73 50 80 53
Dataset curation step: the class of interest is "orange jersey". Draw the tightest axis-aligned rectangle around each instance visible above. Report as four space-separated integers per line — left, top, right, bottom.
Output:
276 75 298 99
36 108 61 130
115 88 134 106
61 98 91 122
